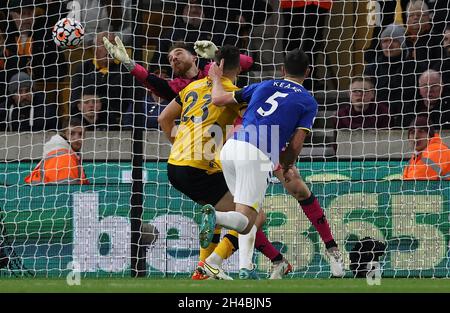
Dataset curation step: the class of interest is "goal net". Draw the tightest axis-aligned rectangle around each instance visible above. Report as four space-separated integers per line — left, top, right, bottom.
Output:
0 0 449 279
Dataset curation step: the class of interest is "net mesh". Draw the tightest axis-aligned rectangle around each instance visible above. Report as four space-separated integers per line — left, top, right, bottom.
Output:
0 0 450 278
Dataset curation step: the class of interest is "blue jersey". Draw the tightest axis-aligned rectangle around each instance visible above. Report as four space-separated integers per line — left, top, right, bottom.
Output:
233 79 318 164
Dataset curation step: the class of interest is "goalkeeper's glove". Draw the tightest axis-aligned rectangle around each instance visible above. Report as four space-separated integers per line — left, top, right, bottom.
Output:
103 35 136 71
194 40 218 59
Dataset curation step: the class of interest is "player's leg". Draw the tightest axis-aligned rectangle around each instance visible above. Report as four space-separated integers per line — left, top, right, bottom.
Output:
255 210 293 279
201 140 271 278
167 164 233 280
204 208 292 280
201 195 258 280
273 166 345 277
200 191 239 280
204 210 262 279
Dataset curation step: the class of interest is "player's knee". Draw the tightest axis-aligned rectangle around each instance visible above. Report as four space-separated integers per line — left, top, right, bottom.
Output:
289 185 311 202
240 226 251 235
295 191 311 202
255 210 266 229
241 223 256 235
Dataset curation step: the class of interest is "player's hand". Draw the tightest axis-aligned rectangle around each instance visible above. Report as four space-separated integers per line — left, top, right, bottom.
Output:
103 35 135 70
282 165 294 183
194 40 218 59
208 59 224 81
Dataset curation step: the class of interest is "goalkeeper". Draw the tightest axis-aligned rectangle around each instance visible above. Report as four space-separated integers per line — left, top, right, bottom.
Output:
103 37 253 101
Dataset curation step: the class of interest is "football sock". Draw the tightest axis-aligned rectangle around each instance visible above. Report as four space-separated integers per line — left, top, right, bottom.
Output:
199 226 221 262
239 225 257 270
299 192 335 245
255 229 282 262
216 211 249 233
206 231 238 266
213 230 239 263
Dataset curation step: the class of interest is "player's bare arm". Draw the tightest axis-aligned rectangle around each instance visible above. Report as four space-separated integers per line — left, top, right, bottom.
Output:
279 129 308 182
158 99 182 144
209 60 237 106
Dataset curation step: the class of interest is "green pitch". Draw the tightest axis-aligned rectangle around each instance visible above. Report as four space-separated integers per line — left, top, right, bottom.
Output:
1 278 450 293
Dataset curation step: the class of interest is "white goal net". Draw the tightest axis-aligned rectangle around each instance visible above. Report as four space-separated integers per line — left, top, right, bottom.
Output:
0 0 450 279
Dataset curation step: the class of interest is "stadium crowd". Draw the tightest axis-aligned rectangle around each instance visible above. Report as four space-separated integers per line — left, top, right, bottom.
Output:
1 0 450 180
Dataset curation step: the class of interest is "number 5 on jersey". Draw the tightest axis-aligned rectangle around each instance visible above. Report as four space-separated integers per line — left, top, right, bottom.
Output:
257 92 288 117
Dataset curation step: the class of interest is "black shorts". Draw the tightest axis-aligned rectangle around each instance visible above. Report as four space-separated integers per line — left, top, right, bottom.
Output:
167 164 229 206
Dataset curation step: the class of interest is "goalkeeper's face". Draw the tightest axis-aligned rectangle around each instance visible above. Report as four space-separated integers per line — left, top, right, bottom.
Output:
168 48 197 76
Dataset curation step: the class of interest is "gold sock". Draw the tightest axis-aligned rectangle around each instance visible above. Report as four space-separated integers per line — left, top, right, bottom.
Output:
214 230 239 260
199 226 222 261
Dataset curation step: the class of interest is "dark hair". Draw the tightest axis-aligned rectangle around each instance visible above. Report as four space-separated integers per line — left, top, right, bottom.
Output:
351 76 375 87
82 86 97 97
168 42 196 56
214 45 240 72
408 115 435 137
60 116 83 136
284 49 310 77
8 0 35 13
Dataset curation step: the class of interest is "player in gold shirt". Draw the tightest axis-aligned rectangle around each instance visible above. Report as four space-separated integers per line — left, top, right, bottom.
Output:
158 45 245 280
167 74 243 173
159 45 292 280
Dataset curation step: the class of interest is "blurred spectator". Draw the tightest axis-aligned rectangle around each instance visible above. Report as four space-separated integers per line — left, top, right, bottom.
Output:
399 0 450 35
404 0 442 70
403 116 450 180
70 32 134 127
440 25 450 84
364 0 399 64
0 72 57 132
0 16 12 103
25 117 89 185
211 0 281 72
72 88 109 131
335 77 390 129
279 0 332 90
444 25 450 55
364 23 421 127
76 0 133 47
426 0 450 35
123 93 170 129
364 0 450 64
151 0 238 76
414 69 450 129
3 0 68 83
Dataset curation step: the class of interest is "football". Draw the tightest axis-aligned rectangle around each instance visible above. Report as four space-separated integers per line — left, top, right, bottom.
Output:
52 17 84 49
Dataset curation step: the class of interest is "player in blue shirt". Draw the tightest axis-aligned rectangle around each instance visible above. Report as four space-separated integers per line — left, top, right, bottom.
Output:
200 49 344 279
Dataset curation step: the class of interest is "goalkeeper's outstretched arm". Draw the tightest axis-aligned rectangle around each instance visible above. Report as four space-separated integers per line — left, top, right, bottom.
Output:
103 36 254 101
103 36 177 100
